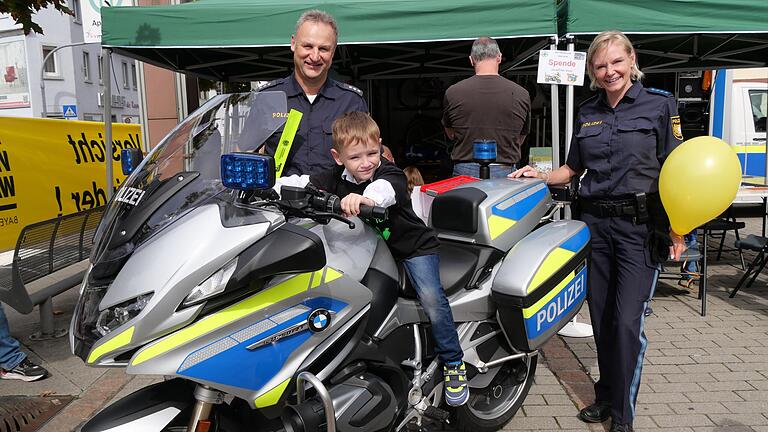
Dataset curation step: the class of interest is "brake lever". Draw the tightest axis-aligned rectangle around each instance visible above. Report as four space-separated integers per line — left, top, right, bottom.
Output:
312 211 355 229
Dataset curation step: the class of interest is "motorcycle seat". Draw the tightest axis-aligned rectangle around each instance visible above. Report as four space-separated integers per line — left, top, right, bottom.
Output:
398 242 479 299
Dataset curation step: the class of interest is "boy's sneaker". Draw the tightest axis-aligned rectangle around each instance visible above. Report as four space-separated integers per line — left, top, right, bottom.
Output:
443 362 469 407
0 358 48 382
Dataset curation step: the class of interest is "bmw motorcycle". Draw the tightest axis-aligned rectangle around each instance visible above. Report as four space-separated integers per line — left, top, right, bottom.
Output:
71 91 590 432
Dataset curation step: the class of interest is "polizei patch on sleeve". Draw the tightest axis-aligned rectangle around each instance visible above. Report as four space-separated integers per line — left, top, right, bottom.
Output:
671 116 683 140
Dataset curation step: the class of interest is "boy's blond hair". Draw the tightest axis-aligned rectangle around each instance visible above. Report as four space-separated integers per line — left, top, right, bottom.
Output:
332 112 380 152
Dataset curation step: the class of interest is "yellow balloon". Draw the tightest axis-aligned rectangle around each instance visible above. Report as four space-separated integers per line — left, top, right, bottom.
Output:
659 136 742 234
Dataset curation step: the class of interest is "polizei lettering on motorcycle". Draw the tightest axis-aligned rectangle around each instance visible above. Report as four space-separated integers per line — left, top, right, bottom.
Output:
528 266 586 339
115 186 146 206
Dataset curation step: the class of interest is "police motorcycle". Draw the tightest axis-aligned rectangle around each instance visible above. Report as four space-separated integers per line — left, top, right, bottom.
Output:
71 91 590 432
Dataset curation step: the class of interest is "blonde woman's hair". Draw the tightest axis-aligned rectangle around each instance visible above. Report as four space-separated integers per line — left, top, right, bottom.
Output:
332 112 380 152
403 166 425 194
586 30 644 91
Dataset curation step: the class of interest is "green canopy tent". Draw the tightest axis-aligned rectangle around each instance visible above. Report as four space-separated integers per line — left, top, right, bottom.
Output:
559 0 768 72
101 0 559 81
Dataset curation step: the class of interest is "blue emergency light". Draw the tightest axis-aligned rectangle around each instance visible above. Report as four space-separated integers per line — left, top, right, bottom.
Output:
473 140 497 163
220 153 276 190
121 148 144 175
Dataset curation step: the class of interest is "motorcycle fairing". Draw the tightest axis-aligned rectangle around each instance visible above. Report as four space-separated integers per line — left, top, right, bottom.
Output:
178 296 347 393
76 205 278 365
126 268 373 408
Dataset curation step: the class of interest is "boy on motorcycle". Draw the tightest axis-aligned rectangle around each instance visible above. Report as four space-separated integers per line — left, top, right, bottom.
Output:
276 111 469 407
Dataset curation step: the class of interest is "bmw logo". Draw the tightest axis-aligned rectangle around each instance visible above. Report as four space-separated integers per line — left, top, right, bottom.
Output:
308 309 332 333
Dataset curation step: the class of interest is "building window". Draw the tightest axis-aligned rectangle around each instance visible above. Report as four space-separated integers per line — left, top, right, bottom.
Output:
122 62 129 89
97 55 103 84
131 64 137 89
82 51 91 82
42 46 59 77
71 0 82 23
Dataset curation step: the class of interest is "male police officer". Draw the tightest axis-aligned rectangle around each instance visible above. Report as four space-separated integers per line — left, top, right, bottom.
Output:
260 10 368 176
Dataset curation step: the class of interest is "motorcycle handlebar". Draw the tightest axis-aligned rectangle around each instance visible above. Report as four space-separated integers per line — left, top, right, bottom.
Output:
311 193 389 220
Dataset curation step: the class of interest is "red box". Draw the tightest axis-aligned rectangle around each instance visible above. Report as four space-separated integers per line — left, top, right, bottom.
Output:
422 175 480 197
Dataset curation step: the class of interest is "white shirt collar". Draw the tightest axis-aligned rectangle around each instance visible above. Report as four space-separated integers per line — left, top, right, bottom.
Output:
340 161 382 185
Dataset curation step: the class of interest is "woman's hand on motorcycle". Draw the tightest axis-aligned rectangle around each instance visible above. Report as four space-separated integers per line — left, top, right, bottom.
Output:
340 193 376 217
508 165 542 180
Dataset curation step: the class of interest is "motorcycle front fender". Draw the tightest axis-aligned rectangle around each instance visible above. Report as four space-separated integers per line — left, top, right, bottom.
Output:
81 378 195 432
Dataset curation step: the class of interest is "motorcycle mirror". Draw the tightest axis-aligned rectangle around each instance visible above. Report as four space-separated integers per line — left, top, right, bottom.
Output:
220 153 276 190
120 148 144 175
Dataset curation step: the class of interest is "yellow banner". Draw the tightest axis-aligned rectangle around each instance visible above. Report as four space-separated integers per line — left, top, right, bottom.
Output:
0 117 142 252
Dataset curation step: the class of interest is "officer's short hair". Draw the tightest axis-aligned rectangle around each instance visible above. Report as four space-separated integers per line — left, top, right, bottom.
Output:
296 10 338 45
332 112 380 152
470 37 501 63
586 30 644 91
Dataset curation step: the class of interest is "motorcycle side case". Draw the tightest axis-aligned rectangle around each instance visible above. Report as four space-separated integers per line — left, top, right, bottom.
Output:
491 220 590 352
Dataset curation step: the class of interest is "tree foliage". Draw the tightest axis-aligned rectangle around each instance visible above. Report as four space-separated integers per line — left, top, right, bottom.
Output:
0 0 72 35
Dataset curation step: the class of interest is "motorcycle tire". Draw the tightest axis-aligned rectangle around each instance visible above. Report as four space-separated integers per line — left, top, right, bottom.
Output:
451 354 538 432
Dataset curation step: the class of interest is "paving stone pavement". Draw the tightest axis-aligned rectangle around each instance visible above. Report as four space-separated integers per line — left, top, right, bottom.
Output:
1 219 767 431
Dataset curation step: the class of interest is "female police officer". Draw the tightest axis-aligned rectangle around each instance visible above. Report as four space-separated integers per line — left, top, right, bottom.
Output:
510 30 686 432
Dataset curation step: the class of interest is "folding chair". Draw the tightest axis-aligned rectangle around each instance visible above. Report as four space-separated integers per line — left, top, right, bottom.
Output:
703 216 746 270
729 234 768 298
657 233 708 316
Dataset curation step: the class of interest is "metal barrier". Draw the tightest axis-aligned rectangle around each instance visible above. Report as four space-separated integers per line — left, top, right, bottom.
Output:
0 207 103 339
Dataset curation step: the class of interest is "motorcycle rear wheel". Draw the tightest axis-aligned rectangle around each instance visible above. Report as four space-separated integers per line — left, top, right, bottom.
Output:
452 354 537 432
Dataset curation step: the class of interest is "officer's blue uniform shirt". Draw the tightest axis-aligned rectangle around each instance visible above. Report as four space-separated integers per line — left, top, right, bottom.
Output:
260 73 368 176
566 81 684 199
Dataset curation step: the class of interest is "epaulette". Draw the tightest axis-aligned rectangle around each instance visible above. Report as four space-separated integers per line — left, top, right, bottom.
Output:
646 87 673 97
336 81 363 97
254 78 282 92
578 94 599 107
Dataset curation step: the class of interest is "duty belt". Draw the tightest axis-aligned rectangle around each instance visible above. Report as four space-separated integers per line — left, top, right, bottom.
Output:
581 197 638 218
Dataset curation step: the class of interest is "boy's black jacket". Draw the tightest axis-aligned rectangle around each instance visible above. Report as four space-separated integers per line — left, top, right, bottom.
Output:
309 160 440 260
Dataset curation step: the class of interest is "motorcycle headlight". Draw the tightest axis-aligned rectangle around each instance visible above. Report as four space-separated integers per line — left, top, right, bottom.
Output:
96 293 153 337
182 258 238 307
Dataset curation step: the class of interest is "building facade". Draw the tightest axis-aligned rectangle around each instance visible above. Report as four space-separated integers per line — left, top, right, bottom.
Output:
0 2 140 123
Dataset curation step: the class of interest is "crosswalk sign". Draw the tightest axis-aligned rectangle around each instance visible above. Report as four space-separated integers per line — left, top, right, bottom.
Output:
62 105 77 118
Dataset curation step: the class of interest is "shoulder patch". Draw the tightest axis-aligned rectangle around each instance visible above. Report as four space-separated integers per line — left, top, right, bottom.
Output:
255 79 282 92
646 87 673 97
336 81 363 97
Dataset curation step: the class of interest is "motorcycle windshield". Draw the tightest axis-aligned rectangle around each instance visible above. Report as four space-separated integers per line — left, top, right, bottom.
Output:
91 91 287 263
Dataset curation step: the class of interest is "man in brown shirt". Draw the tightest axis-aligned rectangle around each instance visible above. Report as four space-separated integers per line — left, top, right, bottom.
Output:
442 37 531 178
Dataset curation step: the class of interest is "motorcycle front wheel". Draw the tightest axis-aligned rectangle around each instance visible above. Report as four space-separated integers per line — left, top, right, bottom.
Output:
452 353 537 432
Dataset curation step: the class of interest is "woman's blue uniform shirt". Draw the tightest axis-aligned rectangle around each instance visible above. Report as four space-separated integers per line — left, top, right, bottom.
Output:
566 81 684 199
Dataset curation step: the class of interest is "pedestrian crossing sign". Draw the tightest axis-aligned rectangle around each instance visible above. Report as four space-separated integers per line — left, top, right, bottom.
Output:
62 105 77 118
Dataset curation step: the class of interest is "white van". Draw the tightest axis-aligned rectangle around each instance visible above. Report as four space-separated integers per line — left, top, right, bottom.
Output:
710 68 768 182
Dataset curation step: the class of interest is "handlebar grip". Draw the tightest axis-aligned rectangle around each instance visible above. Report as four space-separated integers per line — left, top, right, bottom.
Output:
359 205 388 220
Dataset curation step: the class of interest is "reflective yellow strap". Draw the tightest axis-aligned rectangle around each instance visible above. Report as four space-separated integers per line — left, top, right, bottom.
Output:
274 109 303 177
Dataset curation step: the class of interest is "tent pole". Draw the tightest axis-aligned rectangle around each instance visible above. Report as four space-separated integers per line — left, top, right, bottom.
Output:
565 36 575 160
103 48 114 198
549 37 560 174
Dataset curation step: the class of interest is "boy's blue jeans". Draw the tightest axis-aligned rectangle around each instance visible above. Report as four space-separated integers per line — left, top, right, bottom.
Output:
0 303 26 371
403 254 464 364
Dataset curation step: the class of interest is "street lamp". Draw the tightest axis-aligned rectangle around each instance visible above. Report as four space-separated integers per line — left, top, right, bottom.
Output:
39 41 98 117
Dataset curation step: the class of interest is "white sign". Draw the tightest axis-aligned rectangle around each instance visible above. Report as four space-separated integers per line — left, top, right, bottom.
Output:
537 50 586 86
62 104 78 118
0 40 31 109
82 0 128 43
